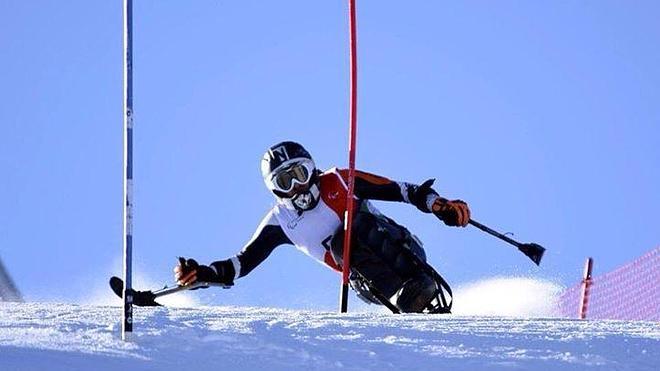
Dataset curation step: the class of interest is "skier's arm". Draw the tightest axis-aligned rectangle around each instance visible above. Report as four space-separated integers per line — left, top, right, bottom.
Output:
229 210 292 279
175 210 292 286
337 168 436 209
337 169 470 227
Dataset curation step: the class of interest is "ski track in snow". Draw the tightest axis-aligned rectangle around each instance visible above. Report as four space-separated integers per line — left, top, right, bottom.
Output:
0 303 658 371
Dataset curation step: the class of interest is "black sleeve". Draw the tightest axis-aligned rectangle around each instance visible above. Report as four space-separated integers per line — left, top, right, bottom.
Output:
354 176 406 201
212 210 291 280
338 169 439 212
235 224 291 278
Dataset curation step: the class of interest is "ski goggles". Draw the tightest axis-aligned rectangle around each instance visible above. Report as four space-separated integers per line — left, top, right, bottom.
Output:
268 160 314 194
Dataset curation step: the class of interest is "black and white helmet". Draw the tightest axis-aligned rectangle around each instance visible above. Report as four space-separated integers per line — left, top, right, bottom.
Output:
261 141 320 212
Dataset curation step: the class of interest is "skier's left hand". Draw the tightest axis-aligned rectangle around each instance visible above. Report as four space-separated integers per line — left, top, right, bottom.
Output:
431 198 471 227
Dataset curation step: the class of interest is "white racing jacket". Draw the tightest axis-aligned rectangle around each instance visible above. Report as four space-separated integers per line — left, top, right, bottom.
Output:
224 168 434 280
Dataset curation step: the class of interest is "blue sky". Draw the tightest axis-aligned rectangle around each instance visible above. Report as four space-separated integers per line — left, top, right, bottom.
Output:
1 1 658 309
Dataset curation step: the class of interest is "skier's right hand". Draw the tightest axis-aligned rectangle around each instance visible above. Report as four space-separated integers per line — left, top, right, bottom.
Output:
174 257 215 287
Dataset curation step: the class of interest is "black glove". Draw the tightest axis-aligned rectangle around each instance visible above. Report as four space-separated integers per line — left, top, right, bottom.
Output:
174 257 212 287
174 257 235 287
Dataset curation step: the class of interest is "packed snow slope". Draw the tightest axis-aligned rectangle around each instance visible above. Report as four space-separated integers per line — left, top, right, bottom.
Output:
0 302 658 371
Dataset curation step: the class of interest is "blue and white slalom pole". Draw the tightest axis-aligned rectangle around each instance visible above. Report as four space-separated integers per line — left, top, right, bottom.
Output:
122 0 134 341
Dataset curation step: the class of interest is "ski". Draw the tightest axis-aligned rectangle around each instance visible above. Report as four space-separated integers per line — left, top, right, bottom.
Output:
109 276 231 307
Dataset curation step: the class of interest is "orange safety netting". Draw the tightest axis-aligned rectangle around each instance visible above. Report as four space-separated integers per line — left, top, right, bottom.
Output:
557 247 659 320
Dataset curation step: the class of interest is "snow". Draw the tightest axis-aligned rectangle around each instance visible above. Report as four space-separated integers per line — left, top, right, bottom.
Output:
453 277 563 317
1 302 658 371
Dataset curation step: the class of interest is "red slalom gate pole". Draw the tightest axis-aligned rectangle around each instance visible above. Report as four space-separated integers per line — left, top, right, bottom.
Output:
340 0 359 313
579 257 594 319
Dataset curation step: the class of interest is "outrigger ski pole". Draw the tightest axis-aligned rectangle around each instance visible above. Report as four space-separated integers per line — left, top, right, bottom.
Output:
434 211 545 265
468 219 546 265
109 276 232 307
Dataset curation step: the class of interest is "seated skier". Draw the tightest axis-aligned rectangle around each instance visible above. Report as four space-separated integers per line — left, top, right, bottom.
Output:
174 141 470 313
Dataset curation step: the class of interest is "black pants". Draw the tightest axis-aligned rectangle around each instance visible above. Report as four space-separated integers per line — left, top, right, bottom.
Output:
330 210 436 312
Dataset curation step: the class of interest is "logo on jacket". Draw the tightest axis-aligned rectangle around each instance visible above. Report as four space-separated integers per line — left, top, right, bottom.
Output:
328 191 339 200
287 214 304 229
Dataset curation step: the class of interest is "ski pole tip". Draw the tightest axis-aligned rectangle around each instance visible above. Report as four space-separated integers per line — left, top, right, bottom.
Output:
519 243 546 266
